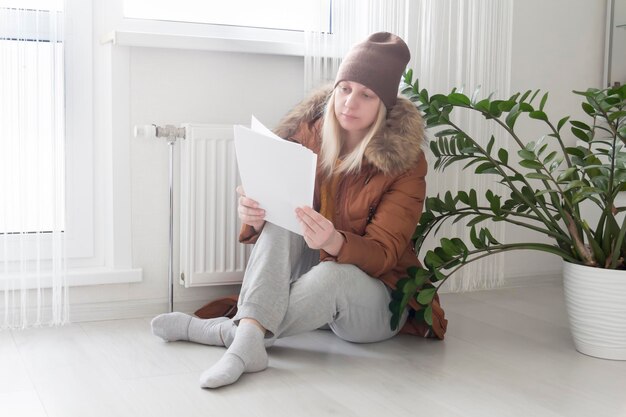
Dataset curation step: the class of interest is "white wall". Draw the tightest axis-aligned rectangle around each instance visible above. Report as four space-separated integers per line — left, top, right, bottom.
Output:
501 0 606 280
611 0 626 85
71 0 608 320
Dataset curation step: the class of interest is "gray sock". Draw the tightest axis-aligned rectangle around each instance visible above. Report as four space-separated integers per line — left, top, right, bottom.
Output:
151 312 192 342
199 321 268 389
188 316 233 346
151 312 232 346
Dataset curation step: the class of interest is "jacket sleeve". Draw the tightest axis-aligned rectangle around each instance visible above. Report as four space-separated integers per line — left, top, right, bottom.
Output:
322 155 427 277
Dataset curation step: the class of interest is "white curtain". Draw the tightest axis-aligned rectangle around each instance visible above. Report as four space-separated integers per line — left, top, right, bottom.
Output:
0 1 69 328
303 0 409 92
409 0 513 292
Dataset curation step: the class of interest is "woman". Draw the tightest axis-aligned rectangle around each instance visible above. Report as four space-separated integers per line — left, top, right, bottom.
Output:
151 32 446 389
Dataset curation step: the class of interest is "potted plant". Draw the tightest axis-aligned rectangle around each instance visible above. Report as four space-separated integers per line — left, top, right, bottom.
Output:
391 70 626 360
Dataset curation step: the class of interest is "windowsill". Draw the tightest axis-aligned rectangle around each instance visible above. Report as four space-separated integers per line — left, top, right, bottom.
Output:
101 30 305 56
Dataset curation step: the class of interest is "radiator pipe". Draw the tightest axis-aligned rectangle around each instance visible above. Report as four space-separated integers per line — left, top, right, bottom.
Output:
134 124 186 313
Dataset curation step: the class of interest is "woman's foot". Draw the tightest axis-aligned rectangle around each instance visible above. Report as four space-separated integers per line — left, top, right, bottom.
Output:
199 321 268 388
151 312 232 346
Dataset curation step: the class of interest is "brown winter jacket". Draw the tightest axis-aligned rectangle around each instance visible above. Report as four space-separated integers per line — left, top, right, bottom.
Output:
236 86 447 339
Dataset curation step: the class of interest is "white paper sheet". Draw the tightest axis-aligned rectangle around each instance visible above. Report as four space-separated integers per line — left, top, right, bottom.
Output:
233 116 317 235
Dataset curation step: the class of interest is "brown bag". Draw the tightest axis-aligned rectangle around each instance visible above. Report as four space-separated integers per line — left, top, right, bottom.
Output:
195 294 447 340
194 295 239 319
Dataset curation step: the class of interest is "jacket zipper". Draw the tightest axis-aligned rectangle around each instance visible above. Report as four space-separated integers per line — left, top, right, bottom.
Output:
336 176 348 230
366 205 376 224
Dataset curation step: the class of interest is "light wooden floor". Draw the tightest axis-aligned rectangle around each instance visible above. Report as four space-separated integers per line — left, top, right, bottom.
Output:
2 284 626 417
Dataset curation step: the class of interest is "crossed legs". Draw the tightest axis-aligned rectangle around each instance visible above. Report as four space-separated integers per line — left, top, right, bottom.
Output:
151 223 406 388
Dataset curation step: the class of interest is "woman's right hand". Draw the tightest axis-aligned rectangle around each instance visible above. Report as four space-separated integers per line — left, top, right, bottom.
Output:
236 185 266 232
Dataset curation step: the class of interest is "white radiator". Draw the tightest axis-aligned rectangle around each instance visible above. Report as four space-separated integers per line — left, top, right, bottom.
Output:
179 124 251 287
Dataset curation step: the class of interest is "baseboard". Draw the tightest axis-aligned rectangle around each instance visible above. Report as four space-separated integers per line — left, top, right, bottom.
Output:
68 298 213 323
67 271 563 322
437 270 562 294
500 270 562 289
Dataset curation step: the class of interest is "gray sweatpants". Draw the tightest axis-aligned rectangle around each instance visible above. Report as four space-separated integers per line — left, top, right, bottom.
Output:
231 222 408 345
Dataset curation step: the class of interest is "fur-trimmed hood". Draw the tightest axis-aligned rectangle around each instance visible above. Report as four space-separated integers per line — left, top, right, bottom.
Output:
273 85 425 176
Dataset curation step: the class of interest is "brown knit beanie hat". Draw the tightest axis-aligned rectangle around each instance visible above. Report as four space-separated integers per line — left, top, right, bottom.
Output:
334 32 411 109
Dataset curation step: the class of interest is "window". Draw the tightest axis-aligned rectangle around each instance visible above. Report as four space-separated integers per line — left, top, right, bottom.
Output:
1 0 98 265
0 1 65 234
123 0 332 32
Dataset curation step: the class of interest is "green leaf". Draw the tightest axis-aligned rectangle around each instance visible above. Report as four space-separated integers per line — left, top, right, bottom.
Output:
520 90 532 103
434 247 453 262
539 92 549 111
498 100 515 112
557 116 570 132
475 162 499 174
529 111 548 121
486 135 495 155
564 180 587 192
423 304 433 325
489 194 501 213
581 102 595 116
565 147 585 158
519 160 544 169
475 98 490 112
424 250 444 270
457 191 469 205
470 226 484 248
467 214 490 227
526 172 552 180
433 269 445 282
469 190 478 209
505 104 522 129
518 149 536 160
441 238 462 256
557 167 577 181
498 148 509 165
528 89 540 105
536 143 548 156
434 128 459 138
451 238 469 255
519 102 534 112
543 151 557 165
571 127 590 142
413 268 430 287
444 191 455 210
417 287 437 305
570 120 591 131
448 93 471 106
403 69 413 85
481 227 501 245
608 111 626 122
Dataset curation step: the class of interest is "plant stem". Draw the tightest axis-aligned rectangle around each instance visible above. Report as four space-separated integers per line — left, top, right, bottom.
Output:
444 117 568 238
433 243 579 292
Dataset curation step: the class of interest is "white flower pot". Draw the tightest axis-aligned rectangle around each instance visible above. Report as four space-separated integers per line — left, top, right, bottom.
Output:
563 261 626 360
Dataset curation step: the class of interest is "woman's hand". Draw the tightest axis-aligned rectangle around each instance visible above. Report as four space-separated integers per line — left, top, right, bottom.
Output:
295 206 344 256
236 186 266 232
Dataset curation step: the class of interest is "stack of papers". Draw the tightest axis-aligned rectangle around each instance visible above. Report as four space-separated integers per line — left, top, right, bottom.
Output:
233 116 317 235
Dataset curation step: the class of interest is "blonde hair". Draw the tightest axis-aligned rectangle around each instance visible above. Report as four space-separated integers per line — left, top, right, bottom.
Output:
319 89 387 178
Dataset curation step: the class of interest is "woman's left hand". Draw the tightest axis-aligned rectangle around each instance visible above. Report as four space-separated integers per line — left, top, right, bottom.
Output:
295 206 344 256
